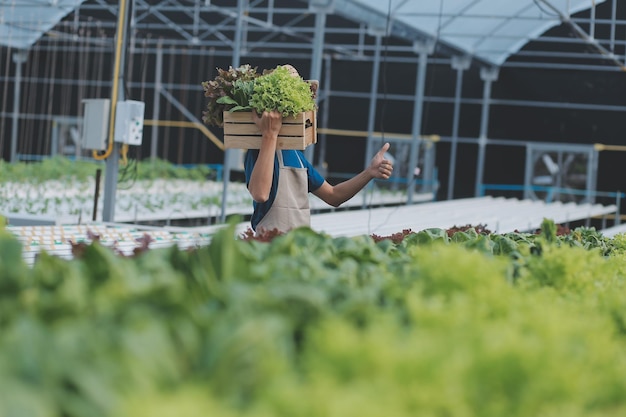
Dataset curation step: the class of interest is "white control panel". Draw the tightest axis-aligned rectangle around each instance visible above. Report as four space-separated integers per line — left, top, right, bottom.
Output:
114 100 145 146
81 98 110 150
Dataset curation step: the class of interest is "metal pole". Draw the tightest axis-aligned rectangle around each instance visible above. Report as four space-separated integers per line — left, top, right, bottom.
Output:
362 32 383 207
447 55 470 200
364 32 383 167
616 190 621 226
102 0 131 222
407 39 433 204
10 50 27 163
51 119 59 157
610 0 617 52
309 6 327 90
151 39 163 160
305 4 328 162
318 54 331 172
589 0 596 40
536 0 623 69
220 0 245 223
93 168 102 221
474 66 499 198
102 145 122 224
422 140 436 194
588 148 599 204
523 144 533 200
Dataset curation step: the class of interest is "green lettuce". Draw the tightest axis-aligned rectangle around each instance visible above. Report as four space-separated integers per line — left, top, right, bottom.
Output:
249 66 316 118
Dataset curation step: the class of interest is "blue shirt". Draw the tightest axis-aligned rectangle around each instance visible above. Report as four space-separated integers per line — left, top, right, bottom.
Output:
244 149 325 230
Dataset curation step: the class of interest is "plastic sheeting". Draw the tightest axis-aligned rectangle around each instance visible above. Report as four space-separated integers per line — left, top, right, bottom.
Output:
0 0 88 50
336 0 607 65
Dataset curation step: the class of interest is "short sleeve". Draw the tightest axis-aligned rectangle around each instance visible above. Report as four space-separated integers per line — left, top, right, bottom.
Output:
297 151 325 192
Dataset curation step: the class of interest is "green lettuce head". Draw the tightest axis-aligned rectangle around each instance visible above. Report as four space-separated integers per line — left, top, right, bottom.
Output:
249 65 316 118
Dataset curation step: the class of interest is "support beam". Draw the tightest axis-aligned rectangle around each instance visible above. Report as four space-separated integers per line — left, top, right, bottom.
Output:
407 39 434 204
474 66 499 198
610 0 618 52
135 0 196 42
220 0 246 224
589 0 596 40
588 149 599 204
317 54 332 172
151 40 163 160
102 0 132 222
102 146 122 222
523 144 533 200
447 55 471 200
537 0 626 70
10 50 28 163
309 0 332 81
364 30 383 167
362 31 383 207
159 88 210 134
305 0 330 162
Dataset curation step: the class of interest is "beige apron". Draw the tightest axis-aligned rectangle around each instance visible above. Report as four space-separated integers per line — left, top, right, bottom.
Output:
256 151 310 233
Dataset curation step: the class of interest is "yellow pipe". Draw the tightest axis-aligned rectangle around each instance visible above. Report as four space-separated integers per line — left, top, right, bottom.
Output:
318 127 440 142
144 119 225 151
134 123 441 156
92 0 127 161
594 143 626 152
121 143 129 165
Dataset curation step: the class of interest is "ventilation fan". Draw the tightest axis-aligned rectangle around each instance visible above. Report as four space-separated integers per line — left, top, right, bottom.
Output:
529 151 590 203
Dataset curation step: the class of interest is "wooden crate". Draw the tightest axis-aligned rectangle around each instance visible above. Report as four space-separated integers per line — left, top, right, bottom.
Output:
223 110 317 150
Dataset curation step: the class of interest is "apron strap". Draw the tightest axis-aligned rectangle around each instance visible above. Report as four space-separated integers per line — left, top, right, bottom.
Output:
293 151 305 168
276 150 285 168
276 150 305 169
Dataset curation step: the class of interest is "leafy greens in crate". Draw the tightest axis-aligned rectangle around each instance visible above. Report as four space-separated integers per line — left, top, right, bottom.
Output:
202 64 317 128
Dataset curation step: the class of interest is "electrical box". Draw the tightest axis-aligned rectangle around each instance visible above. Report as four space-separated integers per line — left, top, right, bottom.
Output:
81 98 110 150
114 100 145 145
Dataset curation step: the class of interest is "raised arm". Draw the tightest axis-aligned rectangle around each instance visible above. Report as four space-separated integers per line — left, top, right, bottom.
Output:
247 110 282 202
313 142 393 207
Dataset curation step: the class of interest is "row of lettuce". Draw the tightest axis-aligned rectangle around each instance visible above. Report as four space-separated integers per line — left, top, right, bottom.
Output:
2 219 626 417
0 156 214 184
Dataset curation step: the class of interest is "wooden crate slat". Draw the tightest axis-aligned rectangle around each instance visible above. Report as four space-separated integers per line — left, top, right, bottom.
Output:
222 124 305 136
223 110 316 150
223 111 307 124
224 135 314 150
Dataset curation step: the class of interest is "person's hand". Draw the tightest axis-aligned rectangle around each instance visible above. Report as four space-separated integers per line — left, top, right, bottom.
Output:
369 142 393 180
252 109 282 140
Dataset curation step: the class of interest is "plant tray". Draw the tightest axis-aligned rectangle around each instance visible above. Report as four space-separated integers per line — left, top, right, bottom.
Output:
223 110 317 150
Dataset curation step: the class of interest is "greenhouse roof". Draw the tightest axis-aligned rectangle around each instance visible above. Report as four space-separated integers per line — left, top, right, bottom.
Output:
0 0 88 50
334 0 608 66
0 0 613 68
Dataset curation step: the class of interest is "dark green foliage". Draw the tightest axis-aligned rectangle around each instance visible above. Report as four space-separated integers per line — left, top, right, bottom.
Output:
201 64 260 127
1 156 213 183
2 220 626 416
0 155 103 183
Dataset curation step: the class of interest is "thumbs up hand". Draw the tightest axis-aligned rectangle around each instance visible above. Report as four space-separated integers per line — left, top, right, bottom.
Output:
369 142 394 180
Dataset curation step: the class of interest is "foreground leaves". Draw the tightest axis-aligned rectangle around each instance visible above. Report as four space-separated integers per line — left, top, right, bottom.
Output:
2 220 626 416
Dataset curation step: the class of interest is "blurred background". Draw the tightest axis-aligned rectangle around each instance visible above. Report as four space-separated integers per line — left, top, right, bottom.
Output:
1 0 625 209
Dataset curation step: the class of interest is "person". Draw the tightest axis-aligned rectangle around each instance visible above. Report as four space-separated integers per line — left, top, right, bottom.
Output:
244 109 394 234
